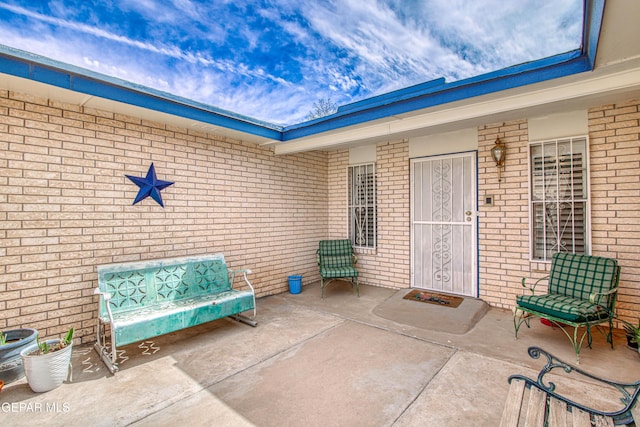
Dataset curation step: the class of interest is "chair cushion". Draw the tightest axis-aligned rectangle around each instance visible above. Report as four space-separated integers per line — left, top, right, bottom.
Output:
320 266 358 279
548 253 618 304
318 239 353 256
322 255 353 268
516 293 608 322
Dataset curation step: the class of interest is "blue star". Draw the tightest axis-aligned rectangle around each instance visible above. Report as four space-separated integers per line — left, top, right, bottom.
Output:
125 163 174 207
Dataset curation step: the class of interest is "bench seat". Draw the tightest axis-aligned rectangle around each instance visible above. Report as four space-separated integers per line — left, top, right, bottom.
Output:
104 290 255 347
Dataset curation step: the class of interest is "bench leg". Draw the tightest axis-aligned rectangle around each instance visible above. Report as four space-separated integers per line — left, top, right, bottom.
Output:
94 342 118 374
94 319 119 374
233 314 258 327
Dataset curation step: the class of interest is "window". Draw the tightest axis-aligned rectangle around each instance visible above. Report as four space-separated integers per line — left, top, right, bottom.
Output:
348 163 376 249
529 137 589 261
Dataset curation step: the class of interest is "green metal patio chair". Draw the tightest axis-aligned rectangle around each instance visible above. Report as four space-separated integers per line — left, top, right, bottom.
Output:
317 239 359 299
514 252 621 362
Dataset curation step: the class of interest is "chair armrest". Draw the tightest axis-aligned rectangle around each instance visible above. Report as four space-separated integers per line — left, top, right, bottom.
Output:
589 286 618 306
521 275 548 295
316 248 320 266
352 254 358 265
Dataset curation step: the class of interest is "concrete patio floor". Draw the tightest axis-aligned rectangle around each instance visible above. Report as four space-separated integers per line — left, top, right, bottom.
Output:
1 282 638 426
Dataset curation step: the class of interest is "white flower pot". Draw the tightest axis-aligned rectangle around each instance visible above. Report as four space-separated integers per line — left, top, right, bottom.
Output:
20 339 72 393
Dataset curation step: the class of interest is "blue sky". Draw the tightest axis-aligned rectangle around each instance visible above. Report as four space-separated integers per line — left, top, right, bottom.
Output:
0 0 583 125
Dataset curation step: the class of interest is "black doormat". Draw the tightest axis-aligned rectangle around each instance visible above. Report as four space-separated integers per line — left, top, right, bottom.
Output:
402 290 463 308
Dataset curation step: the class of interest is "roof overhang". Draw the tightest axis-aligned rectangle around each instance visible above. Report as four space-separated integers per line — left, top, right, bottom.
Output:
0 46 283 144
2 0 639 154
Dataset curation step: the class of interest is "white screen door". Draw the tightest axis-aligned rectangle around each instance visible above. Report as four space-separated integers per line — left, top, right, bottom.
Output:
411 152 477 297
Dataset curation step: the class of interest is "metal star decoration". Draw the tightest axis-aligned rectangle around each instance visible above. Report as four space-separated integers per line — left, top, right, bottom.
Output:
125 163 174 207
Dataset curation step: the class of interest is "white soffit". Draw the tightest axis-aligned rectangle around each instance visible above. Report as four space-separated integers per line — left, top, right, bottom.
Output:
409 128 478 159
349 144 377 164
595 0 640 68
529 110 588 142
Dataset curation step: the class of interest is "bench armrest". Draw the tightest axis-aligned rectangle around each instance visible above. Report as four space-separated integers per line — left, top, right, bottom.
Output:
94 288 115 325
521 275 548 295
507 347 640 425
230 269 255 293
229 269 256 321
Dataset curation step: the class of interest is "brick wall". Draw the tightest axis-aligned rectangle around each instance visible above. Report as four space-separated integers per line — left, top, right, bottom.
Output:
0 90 328 343
477 104 640 323
477 120 535 307
325 104 639 324
326 140 410 289
588 100 640 323
327 149 348 238
2 86 639 343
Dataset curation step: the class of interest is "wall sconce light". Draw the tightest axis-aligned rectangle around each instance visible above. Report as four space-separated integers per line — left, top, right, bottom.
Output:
490 137 506 181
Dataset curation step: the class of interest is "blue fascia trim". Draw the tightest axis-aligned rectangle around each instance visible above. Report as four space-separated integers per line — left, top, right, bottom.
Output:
0 47 283 140
337 77 446 114
584 0 605 69
282 50 591 140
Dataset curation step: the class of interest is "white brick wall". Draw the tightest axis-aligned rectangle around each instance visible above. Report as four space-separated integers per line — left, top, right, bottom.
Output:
2 86 639 343
476 105 640 324
0 89 328 342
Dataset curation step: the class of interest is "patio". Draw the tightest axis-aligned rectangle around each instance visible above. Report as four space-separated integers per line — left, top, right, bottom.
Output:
2 282 638 426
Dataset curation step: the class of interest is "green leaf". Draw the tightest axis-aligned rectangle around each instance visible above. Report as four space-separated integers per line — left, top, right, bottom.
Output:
63 327 74 346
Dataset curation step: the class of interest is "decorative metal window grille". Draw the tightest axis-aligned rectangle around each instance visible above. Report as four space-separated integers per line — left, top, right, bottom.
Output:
529 137 589 261
348 164 376 249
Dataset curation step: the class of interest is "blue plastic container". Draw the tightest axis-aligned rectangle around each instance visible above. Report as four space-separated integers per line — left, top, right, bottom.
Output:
288 275 302 294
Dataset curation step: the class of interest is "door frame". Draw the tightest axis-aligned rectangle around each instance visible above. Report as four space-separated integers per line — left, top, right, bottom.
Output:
410 151 479 297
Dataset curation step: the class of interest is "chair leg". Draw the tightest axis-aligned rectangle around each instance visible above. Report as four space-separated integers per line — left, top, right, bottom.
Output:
513 309 531 339
607 318 615 350
354 277 359 297
551 321 588 363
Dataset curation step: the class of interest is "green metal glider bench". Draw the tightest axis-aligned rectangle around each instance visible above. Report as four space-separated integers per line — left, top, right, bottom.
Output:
514 253 620 362
317 239 359 299
94 254 257 373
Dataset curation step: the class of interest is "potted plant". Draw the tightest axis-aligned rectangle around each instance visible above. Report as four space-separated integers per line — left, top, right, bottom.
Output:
621 318 640 352
20 328 74 392
0 328 38 384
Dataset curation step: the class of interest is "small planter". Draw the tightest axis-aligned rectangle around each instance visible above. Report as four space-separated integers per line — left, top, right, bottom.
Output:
0 328 38 362
0 328 38 384
21 339 73 393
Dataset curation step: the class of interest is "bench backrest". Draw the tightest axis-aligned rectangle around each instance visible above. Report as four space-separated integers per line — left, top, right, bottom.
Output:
549 252 619 306
318 239 354 268
97 254 232 316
